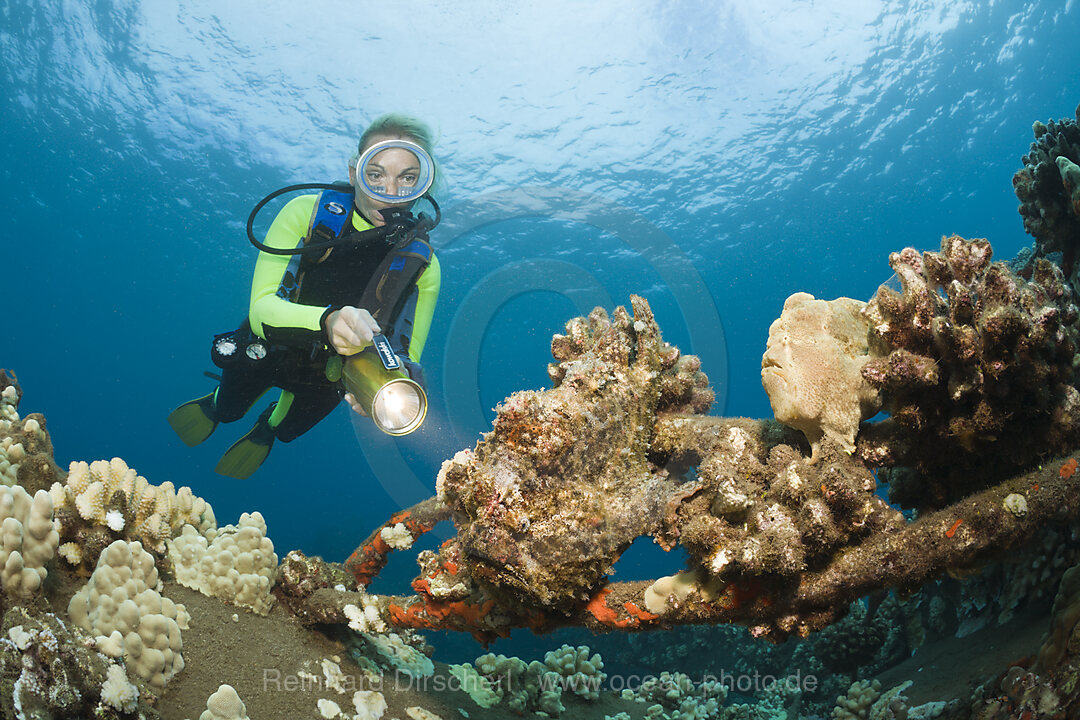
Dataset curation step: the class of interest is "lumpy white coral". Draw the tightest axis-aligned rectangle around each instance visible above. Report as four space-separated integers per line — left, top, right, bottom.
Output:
67 540 189 689
0 484 59 598
199 684 251 720
379 522 414 549
344 595 388 633
0 386 24 486
105 509 125 531
167 511 278 615
353 690 388 720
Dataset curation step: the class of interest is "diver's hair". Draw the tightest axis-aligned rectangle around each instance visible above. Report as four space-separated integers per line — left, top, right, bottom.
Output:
357 113 435 156
354 115 438 184
350 113 441 192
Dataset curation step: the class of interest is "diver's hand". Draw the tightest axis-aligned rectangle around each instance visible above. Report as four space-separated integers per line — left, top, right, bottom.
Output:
344 392 368 417
324 306 380 355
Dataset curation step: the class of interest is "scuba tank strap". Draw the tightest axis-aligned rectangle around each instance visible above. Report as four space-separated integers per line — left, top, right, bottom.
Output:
302 185 355 266
360 238 434 329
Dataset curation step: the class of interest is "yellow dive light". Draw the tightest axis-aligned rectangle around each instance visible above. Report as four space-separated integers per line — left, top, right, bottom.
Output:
341 334 427 436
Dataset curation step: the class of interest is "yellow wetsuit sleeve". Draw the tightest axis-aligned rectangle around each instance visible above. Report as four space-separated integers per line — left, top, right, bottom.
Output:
249 194 324 341
408 253 440 362
249 192 438 360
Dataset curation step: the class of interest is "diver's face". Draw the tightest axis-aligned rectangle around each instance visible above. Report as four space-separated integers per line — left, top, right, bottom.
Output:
349 136 421 226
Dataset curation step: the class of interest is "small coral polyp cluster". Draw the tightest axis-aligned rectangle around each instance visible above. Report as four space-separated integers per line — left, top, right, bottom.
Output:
860 234 1080 507
438 297 713 611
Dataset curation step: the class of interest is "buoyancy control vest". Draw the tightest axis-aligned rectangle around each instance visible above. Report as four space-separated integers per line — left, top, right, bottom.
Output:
281 187 434 337
213 188 434 378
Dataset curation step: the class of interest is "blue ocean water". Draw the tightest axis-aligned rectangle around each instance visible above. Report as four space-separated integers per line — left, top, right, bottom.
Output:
2 0 1079 669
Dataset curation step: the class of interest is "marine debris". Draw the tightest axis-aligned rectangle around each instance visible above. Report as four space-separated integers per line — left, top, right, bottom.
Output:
6 106 1080 719
323 285 1080 646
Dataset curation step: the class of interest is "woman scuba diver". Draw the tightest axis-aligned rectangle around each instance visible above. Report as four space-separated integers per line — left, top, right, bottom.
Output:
168 114 441 479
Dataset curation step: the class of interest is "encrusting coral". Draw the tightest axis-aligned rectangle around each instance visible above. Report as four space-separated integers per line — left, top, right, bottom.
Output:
436 297 713 612
247 255 1064 650
0 605 160 719
10 107 1080 717
319 280 1080 647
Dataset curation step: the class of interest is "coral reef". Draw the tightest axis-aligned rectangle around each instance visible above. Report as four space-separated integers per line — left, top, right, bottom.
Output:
314 286 1080 647
68 539 190 690
1012 103 1080 281
167 511 277 615
628 671 729 719
199 684 250 720
0 605 160 718
957 560 1080 718
0 484 59 599
51 457 216 573
0 371 63 494
860 235 1080 508
762 292 881 459
436 297 713 612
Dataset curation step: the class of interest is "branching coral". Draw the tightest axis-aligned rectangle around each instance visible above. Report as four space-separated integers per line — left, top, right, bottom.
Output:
50 457 216 573
859 235 1080 508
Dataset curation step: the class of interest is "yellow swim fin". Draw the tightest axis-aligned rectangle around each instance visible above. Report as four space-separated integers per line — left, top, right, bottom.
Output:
167 393 218 447
214 410 276 479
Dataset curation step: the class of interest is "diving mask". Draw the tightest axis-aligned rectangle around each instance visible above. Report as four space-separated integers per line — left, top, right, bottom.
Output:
354 139 435 205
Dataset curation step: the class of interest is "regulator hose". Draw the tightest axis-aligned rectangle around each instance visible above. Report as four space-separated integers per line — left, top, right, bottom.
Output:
245 182 440 255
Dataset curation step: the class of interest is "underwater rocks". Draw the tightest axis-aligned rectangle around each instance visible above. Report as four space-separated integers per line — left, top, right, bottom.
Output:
0 370 63 495
860 235 1080 508
437 296 713 612
0 605 160 719
965 562 1080 719
1013 103 1080 280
